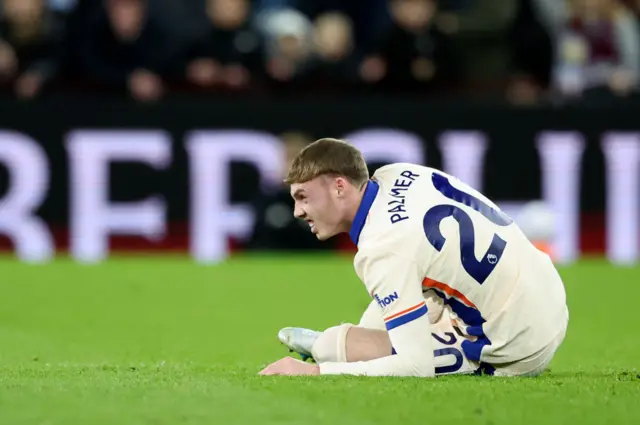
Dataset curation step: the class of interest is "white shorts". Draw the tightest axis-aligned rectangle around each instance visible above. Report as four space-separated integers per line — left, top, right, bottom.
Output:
427 309 567 377
358 298 567 377
490 324 567 377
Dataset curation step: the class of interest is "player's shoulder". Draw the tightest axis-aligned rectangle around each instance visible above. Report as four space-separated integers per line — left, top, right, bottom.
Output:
371 162 440 182
355 164 432 259
371 163 461 198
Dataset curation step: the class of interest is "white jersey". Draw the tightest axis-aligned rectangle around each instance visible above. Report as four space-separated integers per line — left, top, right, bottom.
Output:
319 163 569 377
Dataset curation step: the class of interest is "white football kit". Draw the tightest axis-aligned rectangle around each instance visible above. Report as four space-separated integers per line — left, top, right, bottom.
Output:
319 163 569 377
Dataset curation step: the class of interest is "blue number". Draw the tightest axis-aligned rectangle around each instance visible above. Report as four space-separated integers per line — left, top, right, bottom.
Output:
431 331 457 346
432 331 463 374
434 348 464 374
394 332 464 374
423 174 511 284
431 173 512 226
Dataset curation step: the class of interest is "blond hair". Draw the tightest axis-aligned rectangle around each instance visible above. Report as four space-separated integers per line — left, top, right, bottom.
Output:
284 138 369 187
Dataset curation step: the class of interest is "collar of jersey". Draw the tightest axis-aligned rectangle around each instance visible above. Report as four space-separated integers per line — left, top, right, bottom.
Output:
349 179 380 246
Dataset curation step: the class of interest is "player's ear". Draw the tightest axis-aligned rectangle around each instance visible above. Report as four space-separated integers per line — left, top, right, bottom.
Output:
334 176 347 197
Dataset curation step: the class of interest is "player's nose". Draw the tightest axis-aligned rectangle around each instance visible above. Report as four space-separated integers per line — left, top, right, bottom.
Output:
293 204 306 220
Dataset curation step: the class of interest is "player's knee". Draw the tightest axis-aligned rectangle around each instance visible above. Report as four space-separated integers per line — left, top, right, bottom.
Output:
312 323 353 363
358 301 386 330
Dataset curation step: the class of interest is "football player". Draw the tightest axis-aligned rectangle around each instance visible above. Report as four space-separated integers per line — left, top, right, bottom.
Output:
259 138 568 377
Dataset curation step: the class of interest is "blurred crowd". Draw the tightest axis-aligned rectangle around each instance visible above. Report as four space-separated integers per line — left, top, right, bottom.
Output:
1 0 639 103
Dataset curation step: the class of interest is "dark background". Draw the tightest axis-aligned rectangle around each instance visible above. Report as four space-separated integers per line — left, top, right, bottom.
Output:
0 96 633 254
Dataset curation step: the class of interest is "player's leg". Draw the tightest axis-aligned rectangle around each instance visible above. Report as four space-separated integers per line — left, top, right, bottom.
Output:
492 311 568 377
277 296 388 361
277 327 321 361
279 290 448 365
357 299 386 330
311 307 480 375
280 324 478 375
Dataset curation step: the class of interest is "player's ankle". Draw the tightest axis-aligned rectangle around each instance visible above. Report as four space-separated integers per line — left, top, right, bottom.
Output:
312 324 353 363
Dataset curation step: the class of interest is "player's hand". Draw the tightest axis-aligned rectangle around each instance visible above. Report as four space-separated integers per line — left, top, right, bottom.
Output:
258 356 320 376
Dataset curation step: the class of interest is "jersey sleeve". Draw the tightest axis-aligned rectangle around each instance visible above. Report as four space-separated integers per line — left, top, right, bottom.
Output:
319 250 436 377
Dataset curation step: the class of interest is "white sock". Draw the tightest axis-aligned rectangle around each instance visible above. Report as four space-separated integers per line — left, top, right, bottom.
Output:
311 323 353 363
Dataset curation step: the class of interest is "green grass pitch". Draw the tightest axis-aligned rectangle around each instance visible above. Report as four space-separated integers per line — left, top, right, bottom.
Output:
0 254 639 425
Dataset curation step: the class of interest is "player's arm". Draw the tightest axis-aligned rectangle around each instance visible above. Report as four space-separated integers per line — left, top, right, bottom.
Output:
319 251 435 377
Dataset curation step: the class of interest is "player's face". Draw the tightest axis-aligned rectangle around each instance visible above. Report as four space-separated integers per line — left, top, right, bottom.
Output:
290 176 345 240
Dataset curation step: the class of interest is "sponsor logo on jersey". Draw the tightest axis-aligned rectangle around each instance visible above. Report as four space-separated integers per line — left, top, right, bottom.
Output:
375 291 399 307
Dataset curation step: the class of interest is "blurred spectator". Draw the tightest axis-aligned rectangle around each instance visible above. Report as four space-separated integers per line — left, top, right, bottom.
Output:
506 0 554 105
438 0 473 12
361 0 455 91
68 0 189 102
308 12 363 87
434 0 518 86
260 8 315 85
295 0 391 53
0 0 66 99
247 132 334 251
185 0 262 90
533 0 640 101
253 0 296 19
617 0 640 18
0 0 635 102
47 0 76 14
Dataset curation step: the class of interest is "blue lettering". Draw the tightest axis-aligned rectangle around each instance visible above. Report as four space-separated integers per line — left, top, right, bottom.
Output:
401 170 420 180
391 214 409 223
390 187 407 198
388 204 406 214
375 292 399 307
387 171 421 224
394 179 412 188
